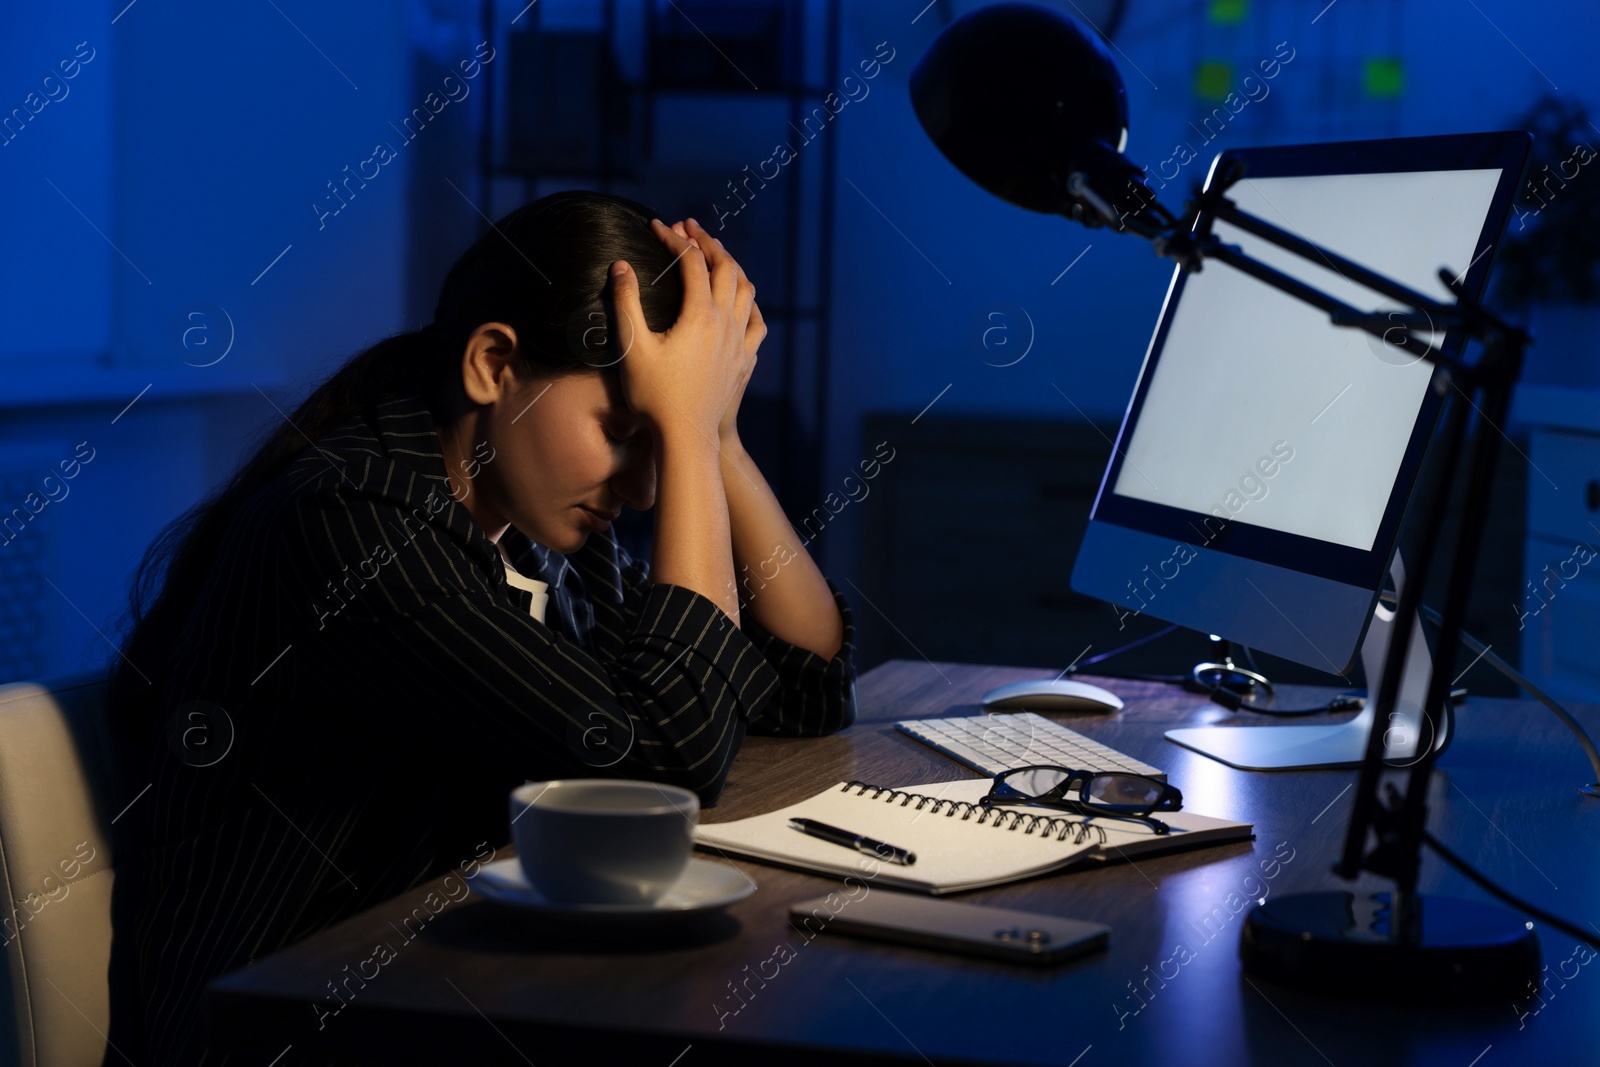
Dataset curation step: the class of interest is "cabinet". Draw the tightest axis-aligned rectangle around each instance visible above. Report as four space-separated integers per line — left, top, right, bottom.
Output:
1516 387 1600 702
856 413 1228 676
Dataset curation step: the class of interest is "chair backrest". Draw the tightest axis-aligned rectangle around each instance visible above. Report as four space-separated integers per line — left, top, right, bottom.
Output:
0 673 118 1067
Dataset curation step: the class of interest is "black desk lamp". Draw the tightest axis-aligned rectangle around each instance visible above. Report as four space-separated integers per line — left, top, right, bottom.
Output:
909 2 1541 1000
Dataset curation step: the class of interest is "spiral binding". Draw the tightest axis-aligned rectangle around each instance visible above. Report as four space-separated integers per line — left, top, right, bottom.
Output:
839 781 1107 845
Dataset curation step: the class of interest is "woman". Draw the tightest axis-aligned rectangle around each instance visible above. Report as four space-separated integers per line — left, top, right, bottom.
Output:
104 191 857 1064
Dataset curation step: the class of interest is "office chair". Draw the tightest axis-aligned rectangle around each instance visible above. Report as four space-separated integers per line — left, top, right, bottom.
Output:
0 672 120 1067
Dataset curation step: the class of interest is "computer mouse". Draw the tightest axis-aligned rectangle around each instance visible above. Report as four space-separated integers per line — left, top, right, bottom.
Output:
980 678 1125 713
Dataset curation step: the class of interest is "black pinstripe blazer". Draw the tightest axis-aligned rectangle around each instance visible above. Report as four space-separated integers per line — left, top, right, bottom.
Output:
105 392 857 1065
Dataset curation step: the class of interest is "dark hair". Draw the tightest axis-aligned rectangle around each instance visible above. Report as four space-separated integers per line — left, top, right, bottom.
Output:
108 189 684 738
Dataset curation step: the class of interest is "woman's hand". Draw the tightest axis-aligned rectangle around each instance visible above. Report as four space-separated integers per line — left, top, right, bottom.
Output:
659 225 840 661
719 283 763 447
608 218 756 447
667 220 765 446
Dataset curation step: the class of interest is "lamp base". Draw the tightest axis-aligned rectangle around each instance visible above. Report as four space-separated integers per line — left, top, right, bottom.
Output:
1240 892 1540 1002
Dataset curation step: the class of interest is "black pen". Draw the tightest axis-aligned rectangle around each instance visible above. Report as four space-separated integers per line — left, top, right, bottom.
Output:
789 817 916 865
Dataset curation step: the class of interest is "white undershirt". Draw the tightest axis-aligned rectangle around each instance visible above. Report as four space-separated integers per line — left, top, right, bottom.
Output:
497 543 549 624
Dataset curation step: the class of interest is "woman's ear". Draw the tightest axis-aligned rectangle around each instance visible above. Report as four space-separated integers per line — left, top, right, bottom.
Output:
459 323 521 406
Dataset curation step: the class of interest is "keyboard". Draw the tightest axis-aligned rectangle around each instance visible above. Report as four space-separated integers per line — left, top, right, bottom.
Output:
895 712 1166 780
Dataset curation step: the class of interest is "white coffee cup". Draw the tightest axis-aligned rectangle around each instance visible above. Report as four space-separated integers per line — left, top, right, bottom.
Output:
509 780 699 905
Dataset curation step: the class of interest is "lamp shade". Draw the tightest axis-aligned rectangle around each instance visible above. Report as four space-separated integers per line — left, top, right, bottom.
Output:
909 2 1134 217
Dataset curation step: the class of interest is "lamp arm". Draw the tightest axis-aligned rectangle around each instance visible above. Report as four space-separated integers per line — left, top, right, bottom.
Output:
1206 197 1469 326
1196 240 1465 374
1082 163 1518 377
1393 334 1523 888
1337 372 1471 883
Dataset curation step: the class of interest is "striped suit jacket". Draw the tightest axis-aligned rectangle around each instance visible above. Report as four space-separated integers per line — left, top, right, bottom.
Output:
105 392 858 1065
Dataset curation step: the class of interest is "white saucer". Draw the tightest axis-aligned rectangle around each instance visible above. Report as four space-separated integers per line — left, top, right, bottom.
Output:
468 857 754 923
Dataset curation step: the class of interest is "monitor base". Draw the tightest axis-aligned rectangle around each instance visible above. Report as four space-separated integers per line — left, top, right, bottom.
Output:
1240 891 1540 1002
1165 712 1384 769
1164 553 1446 771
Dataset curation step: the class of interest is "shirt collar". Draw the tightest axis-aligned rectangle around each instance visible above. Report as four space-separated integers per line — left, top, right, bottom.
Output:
497 529 573 591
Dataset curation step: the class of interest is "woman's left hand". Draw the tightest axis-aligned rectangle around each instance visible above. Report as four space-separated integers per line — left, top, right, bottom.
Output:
659 223 841 661
669 219 764 445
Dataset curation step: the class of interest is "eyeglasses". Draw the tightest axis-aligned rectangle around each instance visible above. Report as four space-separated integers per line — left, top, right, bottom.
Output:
980 765 1184 834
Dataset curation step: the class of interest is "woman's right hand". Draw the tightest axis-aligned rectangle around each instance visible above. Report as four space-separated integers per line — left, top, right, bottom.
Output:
607 219 756 447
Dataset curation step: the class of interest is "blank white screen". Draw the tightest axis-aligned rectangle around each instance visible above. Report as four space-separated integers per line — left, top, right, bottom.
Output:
1113 167 1503 551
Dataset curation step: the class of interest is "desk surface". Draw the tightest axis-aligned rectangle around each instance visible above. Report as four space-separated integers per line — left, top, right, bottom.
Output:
206 660 1600 1065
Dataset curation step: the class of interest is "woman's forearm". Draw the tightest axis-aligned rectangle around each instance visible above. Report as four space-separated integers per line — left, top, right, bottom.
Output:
649 424 739 624
720 438 843 660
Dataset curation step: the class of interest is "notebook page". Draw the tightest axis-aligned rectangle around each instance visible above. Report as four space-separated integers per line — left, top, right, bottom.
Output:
694 779 1103 893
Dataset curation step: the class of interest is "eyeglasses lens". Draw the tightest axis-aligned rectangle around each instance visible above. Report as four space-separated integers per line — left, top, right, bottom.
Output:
1003 767 1074 796
1084 774 1168 813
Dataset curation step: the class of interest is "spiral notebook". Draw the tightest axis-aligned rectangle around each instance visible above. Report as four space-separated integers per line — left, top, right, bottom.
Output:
694 778 1253 894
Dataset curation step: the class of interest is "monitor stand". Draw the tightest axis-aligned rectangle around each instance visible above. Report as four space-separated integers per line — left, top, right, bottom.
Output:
1163 554 1447 770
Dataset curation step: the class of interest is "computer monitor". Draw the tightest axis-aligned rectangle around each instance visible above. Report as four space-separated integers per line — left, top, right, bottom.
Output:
1070 130 1530 770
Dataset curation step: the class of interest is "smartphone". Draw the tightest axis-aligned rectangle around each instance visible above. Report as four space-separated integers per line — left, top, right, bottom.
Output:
788 892 1110 966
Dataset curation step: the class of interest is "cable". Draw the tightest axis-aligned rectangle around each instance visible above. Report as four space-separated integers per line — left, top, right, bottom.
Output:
1205 685 1363 717
1062 625 1202 684
1063 627 1370 714
1418 604 1600 794
1421 829 1600 951
1088 671 1193 684
1063 624 1180 674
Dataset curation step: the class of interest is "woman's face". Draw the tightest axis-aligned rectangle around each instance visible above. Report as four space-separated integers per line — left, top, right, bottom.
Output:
470 363 656 555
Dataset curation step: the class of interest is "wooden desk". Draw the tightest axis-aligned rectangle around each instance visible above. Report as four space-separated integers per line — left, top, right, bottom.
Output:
206 661 1600 1065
